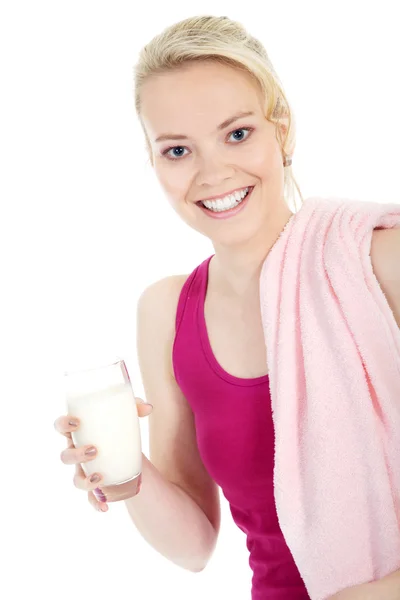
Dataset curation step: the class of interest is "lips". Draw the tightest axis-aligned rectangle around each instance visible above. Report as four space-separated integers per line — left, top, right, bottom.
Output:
197 185 255 219
195 185 251 206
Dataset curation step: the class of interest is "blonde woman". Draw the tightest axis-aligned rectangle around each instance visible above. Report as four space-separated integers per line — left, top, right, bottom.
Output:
55 15 400 600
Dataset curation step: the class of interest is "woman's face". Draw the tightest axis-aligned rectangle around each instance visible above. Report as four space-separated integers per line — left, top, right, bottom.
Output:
140 60 290 247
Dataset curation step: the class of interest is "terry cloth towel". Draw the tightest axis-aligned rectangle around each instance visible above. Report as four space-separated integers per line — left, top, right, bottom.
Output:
259 197 400 600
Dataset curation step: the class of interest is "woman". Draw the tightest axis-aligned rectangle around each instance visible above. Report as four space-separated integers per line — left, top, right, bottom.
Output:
54 16 400 600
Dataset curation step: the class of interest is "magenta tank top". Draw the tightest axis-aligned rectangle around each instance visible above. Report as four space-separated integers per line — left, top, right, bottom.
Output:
172 255 310 600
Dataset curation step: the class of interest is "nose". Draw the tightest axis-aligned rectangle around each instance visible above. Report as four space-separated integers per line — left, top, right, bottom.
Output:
194 152 235 187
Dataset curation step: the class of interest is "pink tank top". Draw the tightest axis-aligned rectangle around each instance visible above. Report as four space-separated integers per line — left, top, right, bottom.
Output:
172 255 310 599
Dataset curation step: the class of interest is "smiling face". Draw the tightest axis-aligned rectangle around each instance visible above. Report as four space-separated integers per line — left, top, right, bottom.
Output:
140 60 291 247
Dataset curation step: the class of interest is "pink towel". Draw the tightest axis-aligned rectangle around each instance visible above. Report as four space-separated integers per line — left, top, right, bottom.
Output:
259 197 400 600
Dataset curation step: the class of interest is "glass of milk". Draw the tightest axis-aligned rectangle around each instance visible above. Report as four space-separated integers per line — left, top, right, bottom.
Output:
64 358 142 502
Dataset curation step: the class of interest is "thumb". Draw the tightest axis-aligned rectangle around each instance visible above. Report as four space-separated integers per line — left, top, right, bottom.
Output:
135 396 153 416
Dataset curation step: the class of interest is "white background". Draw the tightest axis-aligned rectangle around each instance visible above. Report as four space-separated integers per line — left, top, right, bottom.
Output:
1 1 399 599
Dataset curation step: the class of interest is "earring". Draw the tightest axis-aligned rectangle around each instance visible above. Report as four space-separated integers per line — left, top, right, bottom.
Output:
283 155 292 167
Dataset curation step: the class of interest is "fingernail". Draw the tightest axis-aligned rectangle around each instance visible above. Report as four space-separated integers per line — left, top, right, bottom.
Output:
90 473 101 483
94 488 107 502
85 446 97 456
69 419 79 427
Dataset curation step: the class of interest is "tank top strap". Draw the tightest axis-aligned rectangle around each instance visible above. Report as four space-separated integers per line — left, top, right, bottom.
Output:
175 254 214 337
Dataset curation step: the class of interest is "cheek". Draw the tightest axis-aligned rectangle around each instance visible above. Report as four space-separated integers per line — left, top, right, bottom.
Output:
156 164 182 192
155 165 189 206
247 141 280 176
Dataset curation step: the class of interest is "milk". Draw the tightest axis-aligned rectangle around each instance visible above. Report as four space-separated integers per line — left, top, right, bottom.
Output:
67 381 142 487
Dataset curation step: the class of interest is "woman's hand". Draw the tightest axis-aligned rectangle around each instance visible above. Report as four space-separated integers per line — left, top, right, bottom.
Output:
54 397 153 512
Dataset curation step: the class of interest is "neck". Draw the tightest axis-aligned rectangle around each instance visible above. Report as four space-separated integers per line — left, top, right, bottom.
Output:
210 205 294 299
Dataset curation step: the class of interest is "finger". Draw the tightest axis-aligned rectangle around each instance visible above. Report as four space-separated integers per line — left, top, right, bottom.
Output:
54 415 80 438
88 490 109 513
137 402 153 417
73 464 108 513
135 397 153 416
60 444 98 465
73 465 104 492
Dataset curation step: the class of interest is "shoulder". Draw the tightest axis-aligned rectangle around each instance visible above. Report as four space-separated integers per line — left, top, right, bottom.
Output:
136 274 190 377
137 274 190 343
370 227 400 327
137 274 190 323
370 227 400 280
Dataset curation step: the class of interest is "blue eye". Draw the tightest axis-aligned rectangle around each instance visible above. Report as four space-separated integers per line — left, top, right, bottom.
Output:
228 127 253 143
162 127 254 161
164 146 189 160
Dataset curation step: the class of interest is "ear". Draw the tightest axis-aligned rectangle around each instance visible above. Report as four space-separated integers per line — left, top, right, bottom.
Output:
275 120 295 157
277 120 288 136
274 120 287 142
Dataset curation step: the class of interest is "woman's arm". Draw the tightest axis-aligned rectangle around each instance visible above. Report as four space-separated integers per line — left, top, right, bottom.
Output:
328 568 400 600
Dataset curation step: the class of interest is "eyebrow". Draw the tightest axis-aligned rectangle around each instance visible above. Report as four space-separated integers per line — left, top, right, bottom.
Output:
154 110 255 143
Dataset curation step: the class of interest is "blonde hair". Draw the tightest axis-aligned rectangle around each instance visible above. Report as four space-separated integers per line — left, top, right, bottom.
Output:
133 15 303 212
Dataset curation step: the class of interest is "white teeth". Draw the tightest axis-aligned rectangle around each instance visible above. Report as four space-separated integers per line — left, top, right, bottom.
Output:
202 187 249 212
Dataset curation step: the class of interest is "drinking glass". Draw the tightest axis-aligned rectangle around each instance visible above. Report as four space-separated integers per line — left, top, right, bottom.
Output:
64 358 142 502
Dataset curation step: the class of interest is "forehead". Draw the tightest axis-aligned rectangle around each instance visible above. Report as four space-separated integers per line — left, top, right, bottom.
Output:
140 61 263 138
